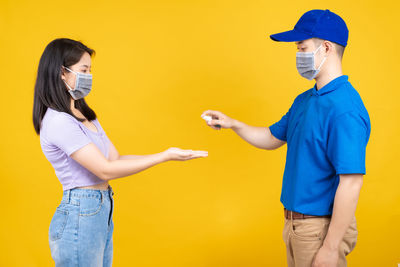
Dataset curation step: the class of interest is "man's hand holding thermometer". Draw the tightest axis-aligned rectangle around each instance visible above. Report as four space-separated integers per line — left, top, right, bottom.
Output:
201 110 236 130
201 110 285 150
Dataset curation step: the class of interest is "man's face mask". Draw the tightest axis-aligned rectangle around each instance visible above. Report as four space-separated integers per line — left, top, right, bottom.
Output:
62 66 92 100
296 43 327 80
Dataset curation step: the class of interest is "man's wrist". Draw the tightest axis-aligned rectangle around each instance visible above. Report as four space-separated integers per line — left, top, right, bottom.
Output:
323 234 340 250
231 119 242 130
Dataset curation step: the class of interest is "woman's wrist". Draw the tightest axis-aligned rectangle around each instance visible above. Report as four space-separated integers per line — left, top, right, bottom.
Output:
159 150 171 162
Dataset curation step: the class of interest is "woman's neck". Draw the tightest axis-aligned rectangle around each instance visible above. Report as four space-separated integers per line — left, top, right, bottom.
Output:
70 99 86 120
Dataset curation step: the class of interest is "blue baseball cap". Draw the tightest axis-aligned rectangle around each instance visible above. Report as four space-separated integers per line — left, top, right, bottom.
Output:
270 9 349 47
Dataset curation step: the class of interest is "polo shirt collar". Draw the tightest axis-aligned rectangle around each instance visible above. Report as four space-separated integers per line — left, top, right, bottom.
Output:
311 75 349 96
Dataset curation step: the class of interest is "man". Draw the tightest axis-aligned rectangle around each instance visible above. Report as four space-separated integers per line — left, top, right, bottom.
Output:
202 9 371 267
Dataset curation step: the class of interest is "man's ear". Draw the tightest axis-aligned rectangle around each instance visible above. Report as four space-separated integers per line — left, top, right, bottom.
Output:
324 41 334 56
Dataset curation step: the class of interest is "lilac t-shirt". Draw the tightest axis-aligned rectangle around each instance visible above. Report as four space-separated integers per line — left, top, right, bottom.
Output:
40 107 111 190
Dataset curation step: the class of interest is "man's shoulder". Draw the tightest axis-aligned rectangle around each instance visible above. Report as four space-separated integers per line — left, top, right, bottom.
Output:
325 82 370 132
333 82 369 118
291 88 312 107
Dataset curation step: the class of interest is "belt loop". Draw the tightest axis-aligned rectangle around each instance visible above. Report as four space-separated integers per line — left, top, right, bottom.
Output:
65 189 70 204
109 185 114 196
67 189 71 204
289 210 295 231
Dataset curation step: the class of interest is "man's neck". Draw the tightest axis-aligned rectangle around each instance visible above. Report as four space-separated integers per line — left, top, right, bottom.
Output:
315 65 343 91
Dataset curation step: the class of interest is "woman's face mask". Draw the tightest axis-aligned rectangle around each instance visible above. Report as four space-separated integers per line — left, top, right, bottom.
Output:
62 66 92 100
296 44 327 80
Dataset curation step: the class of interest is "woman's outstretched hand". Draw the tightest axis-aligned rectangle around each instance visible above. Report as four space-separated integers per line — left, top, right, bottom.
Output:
163 147 208 161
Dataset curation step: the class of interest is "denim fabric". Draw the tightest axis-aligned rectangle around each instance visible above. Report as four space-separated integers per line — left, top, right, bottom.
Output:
49 185 114 266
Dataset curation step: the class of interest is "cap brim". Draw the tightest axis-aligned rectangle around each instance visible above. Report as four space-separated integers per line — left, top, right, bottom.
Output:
270 29 312 42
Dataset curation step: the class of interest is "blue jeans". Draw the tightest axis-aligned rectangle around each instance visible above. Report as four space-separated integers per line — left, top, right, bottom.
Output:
49 185 114 266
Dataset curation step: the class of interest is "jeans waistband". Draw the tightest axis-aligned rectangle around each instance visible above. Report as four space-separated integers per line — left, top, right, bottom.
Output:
61 185 114 205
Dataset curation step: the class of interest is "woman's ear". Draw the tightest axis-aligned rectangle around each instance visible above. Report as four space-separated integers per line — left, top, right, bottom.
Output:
60 66 67 81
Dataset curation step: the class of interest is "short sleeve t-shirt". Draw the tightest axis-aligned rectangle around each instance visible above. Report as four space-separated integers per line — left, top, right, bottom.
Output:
40 107 111 191
269 75 371 216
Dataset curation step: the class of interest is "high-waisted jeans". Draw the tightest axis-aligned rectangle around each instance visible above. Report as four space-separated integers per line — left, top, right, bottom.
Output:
49 185 114 266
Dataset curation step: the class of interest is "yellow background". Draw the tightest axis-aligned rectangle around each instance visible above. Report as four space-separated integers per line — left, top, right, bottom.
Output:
1 0 399 266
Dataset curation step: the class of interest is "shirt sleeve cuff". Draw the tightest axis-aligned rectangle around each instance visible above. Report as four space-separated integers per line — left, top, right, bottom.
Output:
65 140 92 157
336 167 366 175
269 125 286 142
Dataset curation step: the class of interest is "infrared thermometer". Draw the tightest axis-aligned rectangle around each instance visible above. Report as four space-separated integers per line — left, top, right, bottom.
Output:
201 115 221 129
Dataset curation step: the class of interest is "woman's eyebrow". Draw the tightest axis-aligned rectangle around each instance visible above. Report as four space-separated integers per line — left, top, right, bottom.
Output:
80 64 90 68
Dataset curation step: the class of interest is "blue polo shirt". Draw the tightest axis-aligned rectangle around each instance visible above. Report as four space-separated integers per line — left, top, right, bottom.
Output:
269 75 371 216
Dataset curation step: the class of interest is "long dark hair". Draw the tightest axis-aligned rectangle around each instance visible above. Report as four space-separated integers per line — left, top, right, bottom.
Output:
32 38 97 135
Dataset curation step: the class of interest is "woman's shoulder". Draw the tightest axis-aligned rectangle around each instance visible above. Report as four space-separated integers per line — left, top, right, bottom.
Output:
40 108 73 144
42 108 81 134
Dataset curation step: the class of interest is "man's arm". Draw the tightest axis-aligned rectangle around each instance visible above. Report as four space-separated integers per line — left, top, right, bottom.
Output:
312 173 363 266
201 110 286 150
231 120 286 150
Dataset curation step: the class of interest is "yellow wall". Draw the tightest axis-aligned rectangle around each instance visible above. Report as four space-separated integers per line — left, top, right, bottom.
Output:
1 0 398 266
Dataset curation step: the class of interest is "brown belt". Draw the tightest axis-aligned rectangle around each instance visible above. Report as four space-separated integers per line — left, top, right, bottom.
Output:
284 208 331 220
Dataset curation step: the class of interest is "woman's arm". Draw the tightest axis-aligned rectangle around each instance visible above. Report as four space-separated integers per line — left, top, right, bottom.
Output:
107 140 148 161
71 143 207 181
118 155 148 160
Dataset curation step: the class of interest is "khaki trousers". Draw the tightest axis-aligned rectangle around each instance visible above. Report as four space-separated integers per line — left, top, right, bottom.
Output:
282 214 358 267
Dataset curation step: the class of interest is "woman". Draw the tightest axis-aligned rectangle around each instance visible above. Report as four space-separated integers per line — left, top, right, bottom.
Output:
32 38 208 266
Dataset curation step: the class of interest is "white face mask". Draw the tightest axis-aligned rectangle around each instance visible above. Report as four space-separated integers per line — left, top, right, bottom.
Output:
62 66 93 100
296 44 327 80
